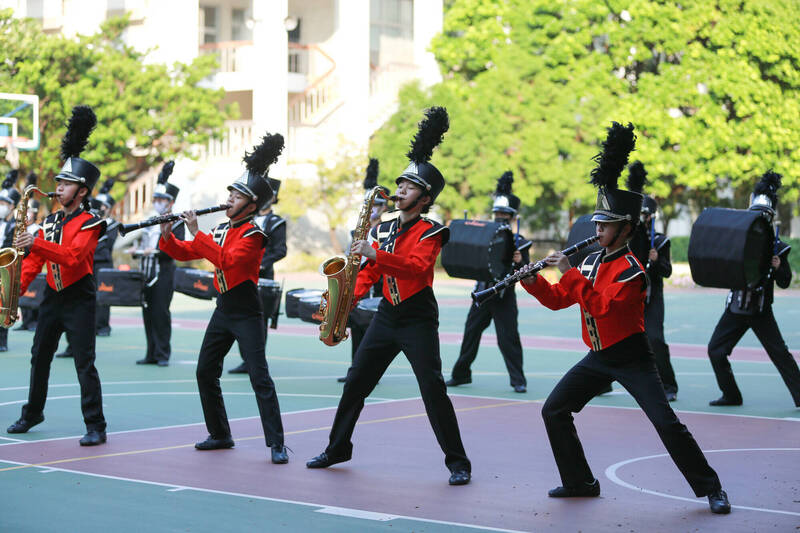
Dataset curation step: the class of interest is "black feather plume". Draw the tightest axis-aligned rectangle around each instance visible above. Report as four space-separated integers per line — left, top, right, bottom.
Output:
753 169 782 204
495 171 513 195
157 161 175 184
589 122 636 190
363 158 379 189
406 106 449 164
626 161 647 193
25 172 37 187
3 169 18 189
244 133 284 177
60 105 97 161
99 178 115 195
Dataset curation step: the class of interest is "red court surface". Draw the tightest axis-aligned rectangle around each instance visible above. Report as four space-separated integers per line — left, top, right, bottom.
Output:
0 395 797 532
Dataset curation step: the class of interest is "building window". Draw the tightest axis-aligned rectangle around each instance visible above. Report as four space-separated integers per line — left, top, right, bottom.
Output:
231 8 251 41
287 18 301 43
370 0 413 65
200 5 218 44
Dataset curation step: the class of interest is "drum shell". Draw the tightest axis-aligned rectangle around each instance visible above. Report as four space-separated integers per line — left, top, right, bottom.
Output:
688 208 772 289
19 273 46 308
174 268 217 300
442 219 514 281
285 288 323 318
566 214 602 267
297 294 324 324
350 296 380 329
96 268 144 306
258 278 282 318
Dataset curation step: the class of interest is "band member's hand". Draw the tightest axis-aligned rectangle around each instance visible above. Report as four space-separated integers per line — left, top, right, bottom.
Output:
512 250 522 264
14 232 34 249
181 210 199 236
771 255 781 268
160 221 172 239
649 248 658 262
351 240 376 261
518 263 538 287
544 252 570 273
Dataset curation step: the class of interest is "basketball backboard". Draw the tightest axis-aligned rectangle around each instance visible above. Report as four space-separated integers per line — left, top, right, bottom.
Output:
0 93 40 151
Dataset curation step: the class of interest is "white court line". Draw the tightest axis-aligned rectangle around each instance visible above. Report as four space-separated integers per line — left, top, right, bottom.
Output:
604 448 800 517
0 436 24 442
315 506 397 521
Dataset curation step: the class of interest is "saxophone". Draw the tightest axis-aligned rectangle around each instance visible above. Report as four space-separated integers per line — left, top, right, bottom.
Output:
318 186 388 346
0 185 53 328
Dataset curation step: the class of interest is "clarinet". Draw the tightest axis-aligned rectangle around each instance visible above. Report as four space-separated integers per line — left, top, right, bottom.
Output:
471 235 599 307
119 204 230 236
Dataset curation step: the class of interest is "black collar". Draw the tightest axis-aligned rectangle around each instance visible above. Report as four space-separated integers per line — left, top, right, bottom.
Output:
230 214 254 228
60 207 85 225
601 243 630 263
399 215 421 231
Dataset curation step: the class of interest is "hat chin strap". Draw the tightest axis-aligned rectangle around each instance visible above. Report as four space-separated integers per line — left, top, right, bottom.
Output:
230 198 255 221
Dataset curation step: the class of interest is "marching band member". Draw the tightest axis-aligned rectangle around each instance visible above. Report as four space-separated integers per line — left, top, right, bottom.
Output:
519 122 730 514
158 133 289 464
447 171 531 393
228 176 286 374
707 171 800 407
7 106 108 446
0 169 21 351
307 107 472 486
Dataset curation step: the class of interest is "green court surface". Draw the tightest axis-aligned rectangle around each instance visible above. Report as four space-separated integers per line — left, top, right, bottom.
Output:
0 274 798 532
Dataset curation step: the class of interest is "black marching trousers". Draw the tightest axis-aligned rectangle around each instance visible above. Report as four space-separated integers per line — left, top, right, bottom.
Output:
20 276 106 431
708 307 800 406
196 307 284 448
541 333 720 497
142 263 175 363
645 294 677 394
326 295 471 473
451 288 526 387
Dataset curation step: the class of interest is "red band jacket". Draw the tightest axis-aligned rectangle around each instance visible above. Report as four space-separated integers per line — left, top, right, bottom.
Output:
159 217 267 293
522 245 648 351
354 216 449 305
21 208 106 294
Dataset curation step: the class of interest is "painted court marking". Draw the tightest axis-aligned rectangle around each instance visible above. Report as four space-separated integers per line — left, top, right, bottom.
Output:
605 448 800 517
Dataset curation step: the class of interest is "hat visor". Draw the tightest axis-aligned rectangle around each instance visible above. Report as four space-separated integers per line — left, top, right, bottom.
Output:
590 211 630 223
227 183 257 201
152 192 174 201
55 172 86 184
395 174 431 192
492 207 517 215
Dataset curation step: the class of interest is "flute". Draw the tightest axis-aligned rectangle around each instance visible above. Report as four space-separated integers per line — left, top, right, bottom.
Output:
119 204 230 236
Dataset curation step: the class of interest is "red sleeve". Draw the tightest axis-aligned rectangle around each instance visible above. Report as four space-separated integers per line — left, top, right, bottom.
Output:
159 233 202 261
29 226 99 269
191 231 261 270
559 267 645 318
521 269 578 310
373 235 441 280
354 241 382 301
20 229 47 295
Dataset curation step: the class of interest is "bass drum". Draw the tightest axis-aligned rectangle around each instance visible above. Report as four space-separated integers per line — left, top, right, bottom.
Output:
565 214 601 267
96 268 144 306
174 267 217 300
285 288 324 319
19 273 46 308
688 207 772 289
349 296 381 329
442 219 514 281
258 278 282 328
297 294 324 325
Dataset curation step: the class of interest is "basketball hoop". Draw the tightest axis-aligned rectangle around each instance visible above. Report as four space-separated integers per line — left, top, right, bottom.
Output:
2 139 19 170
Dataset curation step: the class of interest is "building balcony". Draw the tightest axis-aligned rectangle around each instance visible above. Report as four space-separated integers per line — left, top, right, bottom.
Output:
199 40 309 92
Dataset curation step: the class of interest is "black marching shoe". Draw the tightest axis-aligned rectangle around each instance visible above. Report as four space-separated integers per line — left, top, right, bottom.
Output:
156 360 169 367
448 470 471 486
665 390 677 402
271 445 289 464
96 328 111 337
709 396 742 406
513 384 527 393
306 451 350 468
336 376 347 383
55 351 73 358
0 345 7 352
708 489 731 514
227 362 248 374
548 479 601 498
445 377 471 387
7 414 45 434
195 436 235 450
79 430 107 446
136 358 157 365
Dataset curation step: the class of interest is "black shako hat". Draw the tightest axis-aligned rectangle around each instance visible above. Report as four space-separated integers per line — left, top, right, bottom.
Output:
0 169 21 207
153 161 179 202
626 161 657 215
492 171 520 215
396 106 449 203
229 133 282 210
749 170 781 217
363 158 389 205
92 178 116 210
590 122 641 224
55 105 101 191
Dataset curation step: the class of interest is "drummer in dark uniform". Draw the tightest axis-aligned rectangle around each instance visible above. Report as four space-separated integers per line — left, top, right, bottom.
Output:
132 161 184 367
228 177 286 374
626 162 678 401
707 170 800 407
446 171 530 393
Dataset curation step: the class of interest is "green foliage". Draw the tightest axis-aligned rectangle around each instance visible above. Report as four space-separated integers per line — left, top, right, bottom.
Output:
669 235 689 263
0 9 229 202
371 0 800 237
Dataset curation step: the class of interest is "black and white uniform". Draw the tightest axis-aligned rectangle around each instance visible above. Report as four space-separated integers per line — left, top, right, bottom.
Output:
707 240 800 406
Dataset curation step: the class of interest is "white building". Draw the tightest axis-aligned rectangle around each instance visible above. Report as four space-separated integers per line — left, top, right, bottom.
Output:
3 0 443 232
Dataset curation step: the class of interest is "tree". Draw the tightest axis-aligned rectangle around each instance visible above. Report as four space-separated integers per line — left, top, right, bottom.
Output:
371 0 800 236
0 10 231 203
